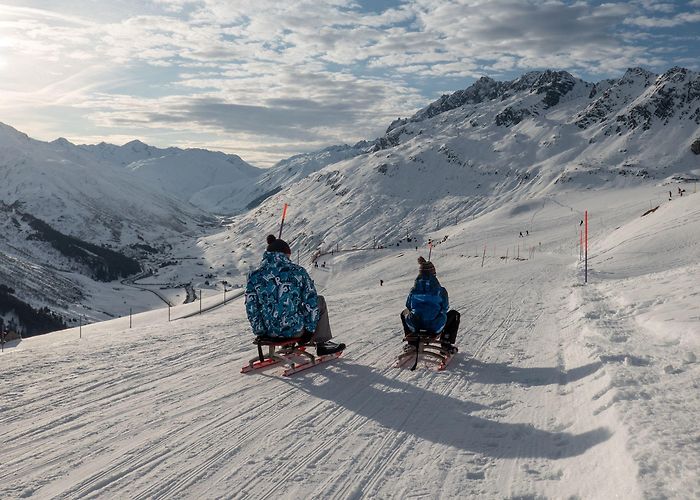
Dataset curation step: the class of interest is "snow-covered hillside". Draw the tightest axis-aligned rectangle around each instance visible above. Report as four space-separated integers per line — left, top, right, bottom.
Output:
61 133 264 215
244 141 375 209
217 68 700 281
1 184 696 498
0 123 216 245
125 148 261 214
0 123 267 326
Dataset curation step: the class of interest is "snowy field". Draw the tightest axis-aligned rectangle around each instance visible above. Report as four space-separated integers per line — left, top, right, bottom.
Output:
1 185 698 499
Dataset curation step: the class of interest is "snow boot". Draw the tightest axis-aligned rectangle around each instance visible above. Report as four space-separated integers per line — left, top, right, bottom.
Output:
316 341 346 356
441 342 457 354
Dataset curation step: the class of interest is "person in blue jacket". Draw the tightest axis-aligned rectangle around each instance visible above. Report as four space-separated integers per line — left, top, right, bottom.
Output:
245 235 345 355
400 256 460 349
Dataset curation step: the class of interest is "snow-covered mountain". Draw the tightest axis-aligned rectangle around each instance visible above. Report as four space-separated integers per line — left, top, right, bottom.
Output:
220 67 700 276
77 138 179 166
64 135 264 214
0 123 262 326
3 67 700 333
124 148 262 214
0 123 218 243
244 141 375 209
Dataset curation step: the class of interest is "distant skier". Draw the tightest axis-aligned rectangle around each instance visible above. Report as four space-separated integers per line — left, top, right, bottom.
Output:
380 279 384 286
245 235 345 356
400 257 460 350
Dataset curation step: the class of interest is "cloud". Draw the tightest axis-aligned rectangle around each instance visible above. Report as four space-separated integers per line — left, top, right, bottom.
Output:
625 12 700 27
71 65 426 165
1 0 699 166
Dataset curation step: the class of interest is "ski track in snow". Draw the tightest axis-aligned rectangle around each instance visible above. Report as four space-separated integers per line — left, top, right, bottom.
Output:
1 187 698 499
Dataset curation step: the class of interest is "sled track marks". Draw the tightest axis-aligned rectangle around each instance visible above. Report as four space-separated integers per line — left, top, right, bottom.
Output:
467 267 548 363
248 401 366 499
57 382 302 498
0 328 305 498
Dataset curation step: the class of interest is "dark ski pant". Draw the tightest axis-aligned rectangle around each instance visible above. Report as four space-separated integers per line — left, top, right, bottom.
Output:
400 309 461 344
309 295 333 343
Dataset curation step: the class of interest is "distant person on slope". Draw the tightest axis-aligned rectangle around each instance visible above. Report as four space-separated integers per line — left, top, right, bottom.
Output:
400 256 460 351
245 235 345 356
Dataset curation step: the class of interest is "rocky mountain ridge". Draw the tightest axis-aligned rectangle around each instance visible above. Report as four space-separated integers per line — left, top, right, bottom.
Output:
221 66 700 279
381 67 699 148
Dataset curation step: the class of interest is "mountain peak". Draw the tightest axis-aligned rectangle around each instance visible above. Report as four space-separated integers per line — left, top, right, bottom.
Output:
623 67 656 78
123 139 149 150
658 66 695 84
619 67 657 87
51 137 74 147
0 122 30 141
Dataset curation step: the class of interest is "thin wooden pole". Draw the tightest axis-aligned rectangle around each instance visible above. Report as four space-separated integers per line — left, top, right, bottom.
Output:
585 210 589 283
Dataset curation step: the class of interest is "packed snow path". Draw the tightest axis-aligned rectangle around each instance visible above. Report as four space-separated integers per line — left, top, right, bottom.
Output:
1 187 698 498
0 256 629 499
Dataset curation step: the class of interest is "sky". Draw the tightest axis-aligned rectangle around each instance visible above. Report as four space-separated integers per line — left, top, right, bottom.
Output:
1 0 699 167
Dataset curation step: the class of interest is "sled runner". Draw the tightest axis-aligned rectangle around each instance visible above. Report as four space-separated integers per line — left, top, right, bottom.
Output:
396 331 457 371
241 335 343 377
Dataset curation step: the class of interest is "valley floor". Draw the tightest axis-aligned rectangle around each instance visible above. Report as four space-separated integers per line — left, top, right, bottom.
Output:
1 186 698 499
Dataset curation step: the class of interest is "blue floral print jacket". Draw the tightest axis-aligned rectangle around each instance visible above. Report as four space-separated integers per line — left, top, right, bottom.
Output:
245 251 320 337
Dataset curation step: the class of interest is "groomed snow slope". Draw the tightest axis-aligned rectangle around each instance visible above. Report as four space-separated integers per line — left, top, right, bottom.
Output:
1 185 697 499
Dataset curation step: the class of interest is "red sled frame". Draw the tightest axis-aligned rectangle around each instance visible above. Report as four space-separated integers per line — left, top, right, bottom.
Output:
396 333 457 371
241 336 342 376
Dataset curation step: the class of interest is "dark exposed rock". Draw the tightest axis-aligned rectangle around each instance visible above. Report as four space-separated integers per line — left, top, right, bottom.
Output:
575 68 657 130
495 107 531 127
598 67 700 134
531 70 577 108
691 138 700 155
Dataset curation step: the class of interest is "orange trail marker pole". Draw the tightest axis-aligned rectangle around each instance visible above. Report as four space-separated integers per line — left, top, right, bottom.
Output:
278 203 288 239
428 242 433 261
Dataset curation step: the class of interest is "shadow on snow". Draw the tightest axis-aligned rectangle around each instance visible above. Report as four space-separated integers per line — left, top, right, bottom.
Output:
283 358 609 459
461 358 604 387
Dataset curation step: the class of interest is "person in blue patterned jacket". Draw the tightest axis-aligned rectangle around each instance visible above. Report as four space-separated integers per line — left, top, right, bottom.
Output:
245 235 345 356
400 256 460 351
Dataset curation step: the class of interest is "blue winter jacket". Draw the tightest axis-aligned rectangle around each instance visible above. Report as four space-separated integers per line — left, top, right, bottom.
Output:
405 273 449 334
245 251 320 338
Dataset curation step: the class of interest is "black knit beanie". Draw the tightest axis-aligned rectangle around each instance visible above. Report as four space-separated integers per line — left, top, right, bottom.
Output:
266 234 291 255
417 256 436 275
